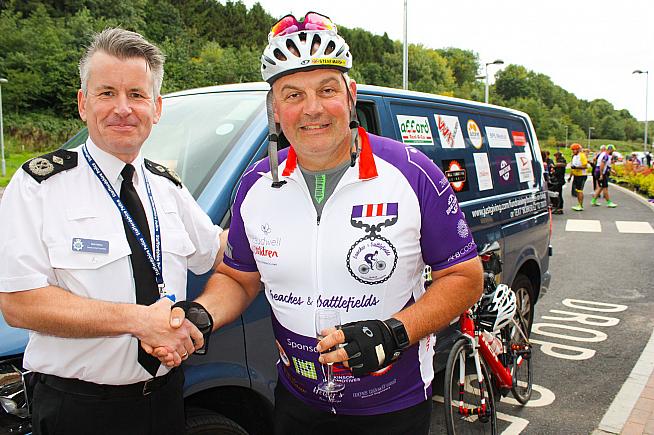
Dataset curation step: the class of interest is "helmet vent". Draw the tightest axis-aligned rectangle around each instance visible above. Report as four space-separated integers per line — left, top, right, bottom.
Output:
273 49 287 62
286 40 300 57
263 54 276 66
335 45 345 57
325 40 335 55
311 34 322 55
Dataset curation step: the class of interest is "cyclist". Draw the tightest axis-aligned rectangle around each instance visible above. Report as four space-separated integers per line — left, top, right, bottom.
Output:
569 143 589 211
158 11 482 434
591 144 618 207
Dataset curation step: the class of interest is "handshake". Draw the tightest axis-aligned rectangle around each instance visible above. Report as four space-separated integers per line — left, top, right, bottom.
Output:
137 298 213 368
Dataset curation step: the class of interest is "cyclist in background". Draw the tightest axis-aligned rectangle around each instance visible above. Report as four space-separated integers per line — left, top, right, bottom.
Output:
570 143 589 211
592 144 618 208
158 11 482 434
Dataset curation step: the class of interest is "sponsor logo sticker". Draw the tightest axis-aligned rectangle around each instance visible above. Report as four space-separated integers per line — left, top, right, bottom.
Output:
435 114 466 148
467 120 483 149
512 131 527 146
311 58 346 66
396 115 434 145
292 357 318 380
486 126 512 148
496 157 514 184
442 159 468 192
516 152 534 183
473 153 493 191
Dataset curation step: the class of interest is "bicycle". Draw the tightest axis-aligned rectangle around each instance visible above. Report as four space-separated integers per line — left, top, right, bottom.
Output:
436 241 533 434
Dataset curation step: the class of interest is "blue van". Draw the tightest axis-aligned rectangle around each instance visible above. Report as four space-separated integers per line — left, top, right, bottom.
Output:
0 82 551 434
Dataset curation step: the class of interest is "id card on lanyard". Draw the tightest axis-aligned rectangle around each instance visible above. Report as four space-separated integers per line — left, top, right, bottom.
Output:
81 144 175 302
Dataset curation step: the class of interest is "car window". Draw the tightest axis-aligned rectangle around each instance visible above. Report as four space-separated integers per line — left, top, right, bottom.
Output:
63 91 266 198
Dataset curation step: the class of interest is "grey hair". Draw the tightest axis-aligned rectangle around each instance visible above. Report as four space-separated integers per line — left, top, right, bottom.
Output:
79 28 165 99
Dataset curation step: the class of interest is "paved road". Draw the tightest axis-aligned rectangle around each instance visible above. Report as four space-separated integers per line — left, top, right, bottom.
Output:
427 182 654 434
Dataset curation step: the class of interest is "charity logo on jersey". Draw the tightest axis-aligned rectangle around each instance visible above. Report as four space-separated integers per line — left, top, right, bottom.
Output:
347 203 399 285
442 159 469 192
446 194 459 215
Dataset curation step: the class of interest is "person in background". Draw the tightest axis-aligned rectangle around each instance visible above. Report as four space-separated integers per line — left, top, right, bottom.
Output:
646 151 652 168
592 144 618 208
569 143 589 211
591 144 606 192
550 151 567 214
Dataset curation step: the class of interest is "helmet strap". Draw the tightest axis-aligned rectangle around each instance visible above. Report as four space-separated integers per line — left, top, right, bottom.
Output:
265 90 287 188
344 75 360 167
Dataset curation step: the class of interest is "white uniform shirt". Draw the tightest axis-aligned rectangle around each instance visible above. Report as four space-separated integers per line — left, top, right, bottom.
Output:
0 140 222 384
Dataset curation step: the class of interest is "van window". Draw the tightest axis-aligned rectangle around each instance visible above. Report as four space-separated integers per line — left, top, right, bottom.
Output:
388 100 538 202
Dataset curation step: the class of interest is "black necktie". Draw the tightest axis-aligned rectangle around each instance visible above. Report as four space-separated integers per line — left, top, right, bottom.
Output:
120 164 160 377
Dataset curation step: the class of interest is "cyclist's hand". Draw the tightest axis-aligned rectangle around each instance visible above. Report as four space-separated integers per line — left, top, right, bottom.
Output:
318 319 399 377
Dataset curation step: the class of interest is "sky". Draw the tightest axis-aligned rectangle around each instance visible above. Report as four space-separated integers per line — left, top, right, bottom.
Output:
243 0 653 122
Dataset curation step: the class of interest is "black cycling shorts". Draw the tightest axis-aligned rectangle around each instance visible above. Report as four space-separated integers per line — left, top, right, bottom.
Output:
597 174 609 188
573 175 587 191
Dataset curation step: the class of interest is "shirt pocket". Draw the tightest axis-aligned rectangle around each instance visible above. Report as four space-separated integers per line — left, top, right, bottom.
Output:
47 231 131 270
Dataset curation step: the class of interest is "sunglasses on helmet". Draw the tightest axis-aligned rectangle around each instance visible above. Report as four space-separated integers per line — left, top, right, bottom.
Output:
270 11 336 37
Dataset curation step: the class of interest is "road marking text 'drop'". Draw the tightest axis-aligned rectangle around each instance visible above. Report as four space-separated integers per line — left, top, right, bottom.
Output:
532 323 608 342
562 299 628 313
542 309 620 326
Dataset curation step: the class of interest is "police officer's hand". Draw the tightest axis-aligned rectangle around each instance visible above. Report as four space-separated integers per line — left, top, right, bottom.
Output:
137 298 203 367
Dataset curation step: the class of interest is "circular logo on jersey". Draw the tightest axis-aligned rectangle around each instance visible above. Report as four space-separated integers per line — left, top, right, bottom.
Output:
467 120 483 149
347 235 398 285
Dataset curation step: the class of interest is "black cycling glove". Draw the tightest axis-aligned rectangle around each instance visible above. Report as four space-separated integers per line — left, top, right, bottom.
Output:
340 319 404 377
172 301 213 355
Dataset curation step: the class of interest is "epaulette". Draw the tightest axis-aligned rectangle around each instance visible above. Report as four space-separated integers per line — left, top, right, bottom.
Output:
22 149 78 183
144 159 182 188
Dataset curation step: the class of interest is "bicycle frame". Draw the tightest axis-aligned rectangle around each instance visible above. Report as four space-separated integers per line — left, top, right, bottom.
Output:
459 310 513 390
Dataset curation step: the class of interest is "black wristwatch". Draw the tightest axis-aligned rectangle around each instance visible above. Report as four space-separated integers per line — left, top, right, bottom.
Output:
385 318 410 352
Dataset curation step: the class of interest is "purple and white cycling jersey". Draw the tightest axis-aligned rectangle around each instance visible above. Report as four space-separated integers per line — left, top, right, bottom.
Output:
224 129 477 415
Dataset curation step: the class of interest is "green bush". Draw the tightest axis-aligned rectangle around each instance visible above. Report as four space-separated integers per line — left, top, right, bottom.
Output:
4 112 84 152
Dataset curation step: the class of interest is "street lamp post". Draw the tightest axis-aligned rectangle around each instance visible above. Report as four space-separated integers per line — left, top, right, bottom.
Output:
402 0 408 90
485 60 504 104
565 125 569 148
633 70 649 152
588 126 594 150
0 78 7 178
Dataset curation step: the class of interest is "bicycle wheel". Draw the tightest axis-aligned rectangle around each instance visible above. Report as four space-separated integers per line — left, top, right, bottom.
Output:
509 314 533 404
444 338 497 435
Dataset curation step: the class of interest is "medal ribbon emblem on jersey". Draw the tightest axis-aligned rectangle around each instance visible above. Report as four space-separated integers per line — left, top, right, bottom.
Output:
346 203 399 285
82 145 171 301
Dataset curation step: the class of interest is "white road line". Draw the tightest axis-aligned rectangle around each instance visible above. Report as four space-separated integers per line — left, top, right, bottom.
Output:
597 328 654 433
498 411 529 434
615 220 654 234
565 219 602 232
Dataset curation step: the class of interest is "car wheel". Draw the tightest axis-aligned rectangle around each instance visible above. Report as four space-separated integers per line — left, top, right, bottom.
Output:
186 407 248 435
511 274 534 334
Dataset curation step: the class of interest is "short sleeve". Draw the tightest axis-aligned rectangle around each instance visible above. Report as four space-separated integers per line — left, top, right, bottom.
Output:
222 166 259 272
177 185 223 275
406 150 477 271
0 171 54 292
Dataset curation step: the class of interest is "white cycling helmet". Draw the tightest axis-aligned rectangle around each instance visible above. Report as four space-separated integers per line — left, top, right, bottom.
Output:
260 12 358 188
478 284 517 332
261 12 352 84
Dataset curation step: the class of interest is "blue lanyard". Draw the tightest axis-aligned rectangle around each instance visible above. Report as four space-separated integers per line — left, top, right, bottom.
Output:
82 145 171 300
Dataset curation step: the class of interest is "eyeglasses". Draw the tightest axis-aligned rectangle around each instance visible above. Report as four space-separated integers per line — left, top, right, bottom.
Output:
270 11 335 37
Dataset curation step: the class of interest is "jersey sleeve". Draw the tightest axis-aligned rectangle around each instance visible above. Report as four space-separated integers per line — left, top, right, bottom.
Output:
222 165 260 272
0 171 55 292
407 149 477 271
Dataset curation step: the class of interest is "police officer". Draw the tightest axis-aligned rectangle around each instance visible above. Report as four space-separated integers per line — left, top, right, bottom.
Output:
0 28 223 435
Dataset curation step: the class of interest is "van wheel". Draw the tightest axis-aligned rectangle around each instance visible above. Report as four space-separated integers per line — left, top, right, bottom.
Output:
186 407 248 435
511 274 534 334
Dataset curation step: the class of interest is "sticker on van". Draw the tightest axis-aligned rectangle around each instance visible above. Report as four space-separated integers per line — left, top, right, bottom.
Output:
467 120 483 149
396 115 434 145
512 131 527 146
442 159 468 192
495 157 514 184
435 114 465 148
516 153 534 183
473 153 493 191
486 127 512 148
